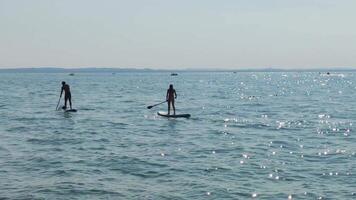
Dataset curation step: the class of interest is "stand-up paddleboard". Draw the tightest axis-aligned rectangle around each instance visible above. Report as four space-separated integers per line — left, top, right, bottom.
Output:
65 109 77 112
157 111 190 118
61 106 77 112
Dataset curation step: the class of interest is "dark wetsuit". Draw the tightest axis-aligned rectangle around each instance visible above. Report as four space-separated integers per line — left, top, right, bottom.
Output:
61 84 72 109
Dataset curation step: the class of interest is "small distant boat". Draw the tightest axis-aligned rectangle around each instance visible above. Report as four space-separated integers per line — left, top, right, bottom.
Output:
320 72 345 78
171 73 178 76
69 73 75 76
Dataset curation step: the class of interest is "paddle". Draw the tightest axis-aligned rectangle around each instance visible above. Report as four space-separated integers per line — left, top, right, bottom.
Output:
55 96 61 110
147 100 167 109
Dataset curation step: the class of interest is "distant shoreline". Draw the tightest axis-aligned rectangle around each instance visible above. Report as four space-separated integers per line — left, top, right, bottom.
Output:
0 67 356 73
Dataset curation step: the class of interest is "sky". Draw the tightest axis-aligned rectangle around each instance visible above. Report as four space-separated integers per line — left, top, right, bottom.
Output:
0 0 355 69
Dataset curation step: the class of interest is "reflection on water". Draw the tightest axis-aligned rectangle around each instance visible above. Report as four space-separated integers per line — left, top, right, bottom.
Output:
0 72 355 199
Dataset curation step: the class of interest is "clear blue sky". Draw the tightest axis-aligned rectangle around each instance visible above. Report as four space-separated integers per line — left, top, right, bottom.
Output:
0 0 355 69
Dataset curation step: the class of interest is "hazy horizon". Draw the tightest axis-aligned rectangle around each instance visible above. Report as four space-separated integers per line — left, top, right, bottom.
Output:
1 0 356 69
1 66 356 72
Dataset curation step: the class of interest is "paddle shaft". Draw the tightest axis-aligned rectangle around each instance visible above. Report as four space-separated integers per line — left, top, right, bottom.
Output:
147 100 167 109
56 96 61 110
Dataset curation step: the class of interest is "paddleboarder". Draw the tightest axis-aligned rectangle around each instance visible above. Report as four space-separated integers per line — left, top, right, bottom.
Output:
60 81 72 110
166 84 177 115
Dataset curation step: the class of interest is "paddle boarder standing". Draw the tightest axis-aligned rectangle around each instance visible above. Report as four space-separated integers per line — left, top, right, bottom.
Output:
60 81 72 110
166 84 177 115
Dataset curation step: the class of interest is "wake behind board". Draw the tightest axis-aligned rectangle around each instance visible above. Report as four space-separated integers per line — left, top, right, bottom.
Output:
157 111 190 118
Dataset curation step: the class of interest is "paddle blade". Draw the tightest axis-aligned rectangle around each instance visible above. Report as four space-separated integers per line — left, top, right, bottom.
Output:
147 100 166 109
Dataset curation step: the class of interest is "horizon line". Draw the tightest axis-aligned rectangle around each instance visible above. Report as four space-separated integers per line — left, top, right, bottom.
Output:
0 66 356 71
1 66 356 73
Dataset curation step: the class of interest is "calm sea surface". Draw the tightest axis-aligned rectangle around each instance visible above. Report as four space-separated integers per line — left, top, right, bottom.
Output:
0 72 355 199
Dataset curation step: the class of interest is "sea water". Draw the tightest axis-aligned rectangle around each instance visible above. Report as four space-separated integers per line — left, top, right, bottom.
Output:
0 72 355 199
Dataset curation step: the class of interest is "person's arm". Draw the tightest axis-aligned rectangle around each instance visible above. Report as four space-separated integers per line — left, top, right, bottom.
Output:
174 90 177 99
166 90 169 101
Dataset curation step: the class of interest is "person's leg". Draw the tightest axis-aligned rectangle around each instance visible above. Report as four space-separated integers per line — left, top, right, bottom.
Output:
69 95 72 109
167 100 171 115
172 100 175 115
64 96 68 109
